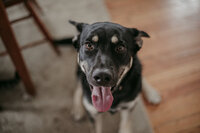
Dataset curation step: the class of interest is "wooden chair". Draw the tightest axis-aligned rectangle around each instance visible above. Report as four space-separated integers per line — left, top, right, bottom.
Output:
0 0 60 96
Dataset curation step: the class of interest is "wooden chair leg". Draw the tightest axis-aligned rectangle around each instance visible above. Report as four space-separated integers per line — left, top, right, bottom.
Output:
31 0 43 14
24 0 61 55
0 0 36 96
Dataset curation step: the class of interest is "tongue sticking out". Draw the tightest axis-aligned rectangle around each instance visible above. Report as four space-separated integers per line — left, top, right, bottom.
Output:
91 86 113 112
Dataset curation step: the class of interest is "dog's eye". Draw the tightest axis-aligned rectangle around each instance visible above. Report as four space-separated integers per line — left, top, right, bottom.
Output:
85 42 94 51
115 45 126 53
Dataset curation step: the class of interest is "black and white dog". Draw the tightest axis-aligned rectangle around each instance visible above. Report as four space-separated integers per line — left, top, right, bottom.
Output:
70 20 161 133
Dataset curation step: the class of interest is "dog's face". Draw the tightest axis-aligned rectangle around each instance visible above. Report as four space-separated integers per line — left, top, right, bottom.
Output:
70 21 149 112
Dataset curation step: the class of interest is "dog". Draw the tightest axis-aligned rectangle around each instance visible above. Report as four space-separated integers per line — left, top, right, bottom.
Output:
70 20 161 133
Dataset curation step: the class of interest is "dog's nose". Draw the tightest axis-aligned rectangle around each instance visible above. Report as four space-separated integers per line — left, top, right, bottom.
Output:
93 71 112 86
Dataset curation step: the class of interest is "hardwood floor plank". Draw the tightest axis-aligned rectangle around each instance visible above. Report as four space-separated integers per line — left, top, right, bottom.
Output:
155 112 200 133
105 0 200 132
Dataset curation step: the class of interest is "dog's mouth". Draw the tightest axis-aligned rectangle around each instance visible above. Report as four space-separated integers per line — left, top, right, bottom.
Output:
89 85 114 112
87 67 127 112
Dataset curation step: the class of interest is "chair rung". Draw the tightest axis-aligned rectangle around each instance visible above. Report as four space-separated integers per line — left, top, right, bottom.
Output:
10 14 32 24
0 39 47 56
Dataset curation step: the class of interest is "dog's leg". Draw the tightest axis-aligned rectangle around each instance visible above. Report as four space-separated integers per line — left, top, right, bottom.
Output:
72 80 85 121
87 113 102 133
94 114 102 133
119 109 132 133
142 77 161 104
83 97 102 133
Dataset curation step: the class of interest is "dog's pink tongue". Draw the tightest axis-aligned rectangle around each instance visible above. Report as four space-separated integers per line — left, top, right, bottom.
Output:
91 86 113 112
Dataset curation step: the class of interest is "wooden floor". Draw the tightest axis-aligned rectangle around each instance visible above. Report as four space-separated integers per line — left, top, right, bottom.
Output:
105 0 200 132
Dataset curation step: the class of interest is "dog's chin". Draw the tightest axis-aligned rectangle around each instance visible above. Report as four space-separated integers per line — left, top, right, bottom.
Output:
89 84 115 112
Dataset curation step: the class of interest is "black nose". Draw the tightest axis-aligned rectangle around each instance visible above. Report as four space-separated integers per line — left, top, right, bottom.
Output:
93 71 112 86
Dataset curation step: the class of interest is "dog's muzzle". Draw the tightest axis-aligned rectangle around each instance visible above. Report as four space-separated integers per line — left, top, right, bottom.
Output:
88 68 115 112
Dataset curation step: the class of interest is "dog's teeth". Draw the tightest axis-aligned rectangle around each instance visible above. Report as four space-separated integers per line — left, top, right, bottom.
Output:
92 35 99 42
111 35 118 44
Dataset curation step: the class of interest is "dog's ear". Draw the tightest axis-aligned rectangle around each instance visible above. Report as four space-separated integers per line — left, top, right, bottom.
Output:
69 20 88 32
69 20 88 50
72 35 80 50
130 28 150 49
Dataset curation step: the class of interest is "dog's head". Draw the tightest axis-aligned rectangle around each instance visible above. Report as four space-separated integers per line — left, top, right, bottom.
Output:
70 20 149 112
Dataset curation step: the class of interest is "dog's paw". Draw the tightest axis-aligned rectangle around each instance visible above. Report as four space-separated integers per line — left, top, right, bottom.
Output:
144 88 162 105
